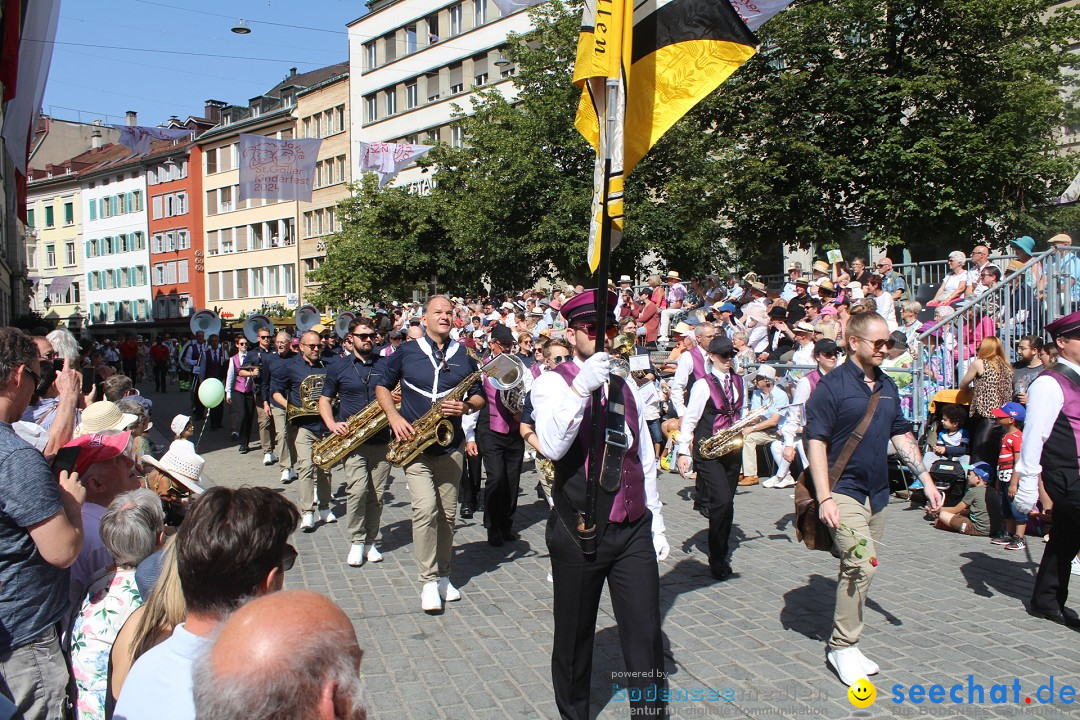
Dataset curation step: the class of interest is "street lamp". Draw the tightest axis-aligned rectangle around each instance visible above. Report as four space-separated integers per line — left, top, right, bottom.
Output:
231 19 251 34
43 297 51 311
494 53 510 67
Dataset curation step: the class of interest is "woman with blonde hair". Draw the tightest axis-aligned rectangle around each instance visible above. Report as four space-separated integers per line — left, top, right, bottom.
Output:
959 336 1014 468
647 274 665 309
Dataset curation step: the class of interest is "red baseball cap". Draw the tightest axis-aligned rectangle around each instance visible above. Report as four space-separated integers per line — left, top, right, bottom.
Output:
64 432 133 476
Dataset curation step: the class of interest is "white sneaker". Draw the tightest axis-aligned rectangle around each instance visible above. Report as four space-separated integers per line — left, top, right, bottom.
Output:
365 543 383 563
761 476 781 488
851 646 879 675
547 571 553 583
301 512 315 532
437 577 461 602
1072 557 1080 576
776 475 797 489
421 581 442 612
263 453 274 465
280 469 292 482
347 543 365 566
826 646 868 687
320 509 337 524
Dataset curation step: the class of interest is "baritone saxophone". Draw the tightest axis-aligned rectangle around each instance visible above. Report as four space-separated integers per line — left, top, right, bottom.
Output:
311 385 400 469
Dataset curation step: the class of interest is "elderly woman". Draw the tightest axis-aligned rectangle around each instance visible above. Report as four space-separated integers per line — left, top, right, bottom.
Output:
928 251 970 306
742 304 769 356
899 300 922 348
71 489 165 720
631 287 660 346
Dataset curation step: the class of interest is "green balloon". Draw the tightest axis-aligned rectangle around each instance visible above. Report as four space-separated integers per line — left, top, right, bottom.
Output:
198 378 226 408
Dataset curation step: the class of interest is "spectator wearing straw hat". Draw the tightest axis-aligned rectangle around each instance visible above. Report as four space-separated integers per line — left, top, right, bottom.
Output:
658 270 688 344
1047 233 1080 308
74 401 138 437
143 446 208 527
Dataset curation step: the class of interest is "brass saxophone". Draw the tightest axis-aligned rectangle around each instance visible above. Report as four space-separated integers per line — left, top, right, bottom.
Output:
311 385 400 470
698 397 774 459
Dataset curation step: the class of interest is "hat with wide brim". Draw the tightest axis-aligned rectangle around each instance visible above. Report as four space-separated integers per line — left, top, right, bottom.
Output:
75 401 138 436
672 321 695 336
142 448 207 495
666 270 681 280
813 260 830 274
1009 235 1036 256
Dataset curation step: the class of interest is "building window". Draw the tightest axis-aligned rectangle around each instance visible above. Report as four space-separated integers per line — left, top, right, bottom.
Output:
206 149 218 174
366 96 378 123
386 89 397 116
449 3 463 36
384 32 396 63
46 244 56 267
449 63 464 95
64 202 74 225
427 15 440 43
44 205 55 228
27 209 35 227
365 42 377 71
450 125 465 148
406 83 418 110
65 242 75 266
178 230 190 250
406 25 417 54
335 105 345 133
474 0 486 26
208 272 220 302
219 186 233 213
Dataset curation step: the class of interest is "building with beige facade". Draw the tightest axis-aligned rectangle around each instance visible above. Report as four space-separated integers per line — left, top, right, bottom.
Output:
26 171 85 329
196 63 348 320
295 71 351 301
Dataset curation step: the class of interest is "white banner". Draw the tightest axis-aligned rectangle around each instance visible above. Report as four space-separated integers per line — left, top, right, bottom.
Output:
238 134 322 203
729 0 797 33
110 125 193 157
1 0 61 174
492 0 544 17
357 141 433 188
1058 169 1080 205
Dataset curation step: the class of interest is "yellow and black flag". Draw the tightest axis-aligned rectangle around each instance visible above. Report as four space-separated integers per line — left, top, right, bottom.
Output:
573 0 765 271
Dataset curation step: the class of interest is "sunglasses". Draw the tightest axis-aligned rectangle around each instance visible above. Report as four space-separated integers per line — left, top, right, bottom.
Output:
550 355 570 364
351 332 376 340
819 350 839 358
280 544 298 572
302 343 321 350
258 335 271 339
714 351 735 360
854 336 895 351
571 323 618 339
24 366 40 386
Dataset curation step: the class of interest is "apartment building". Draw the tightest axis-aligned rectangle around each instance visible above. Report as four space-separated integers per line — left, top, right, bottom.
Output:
197 64 348 320
348 0 533 190
25 171 84 329
296 70 351 300
146 144 204 326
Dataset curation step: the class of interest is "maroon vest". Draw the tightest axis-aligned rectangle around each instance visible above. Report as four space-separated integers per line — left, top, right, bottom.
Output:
1039 367 1080 497
550 362 645 523
481 358 519 434
705 370 745 433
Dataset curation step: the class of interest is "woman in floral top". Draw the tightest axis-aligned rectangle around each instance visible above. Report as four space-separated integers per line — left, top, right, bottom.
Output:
70 489 164 720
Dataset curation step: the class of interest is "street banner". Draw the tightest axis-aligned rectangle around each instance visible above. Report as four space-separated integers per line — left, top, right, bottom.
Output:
111 125 193 157
572 0 759 270
492 0 544 17
238 134 321 203
1057 169 1080 205
357 142 433 188
730 0 797 32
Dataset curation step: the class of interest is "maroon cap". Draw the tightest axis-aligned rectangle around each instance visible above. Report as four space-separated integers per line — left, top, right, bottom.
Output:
560 289 617 325
1046 310 1080 339
64 431 133 476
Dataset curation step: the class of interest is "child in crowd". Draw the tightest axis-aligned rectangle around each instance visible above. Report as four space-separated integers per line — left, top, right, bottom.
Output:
914 404 970 490
933 462 992 536
170 414 195 454
993 402 1028 549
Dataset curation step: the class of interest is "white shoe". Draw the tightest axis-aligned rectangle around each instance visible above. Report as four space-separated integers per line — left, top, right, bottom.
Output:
280 469 292 482
421 581 442 612
437 577 461 602
365 543 383 563
263 452 274 465
547 571 553 583
1072 557 1080 576
301 512 315 532
761 476 781 488
776 474 797 489
320 509 337 524
851 647 879 675
347 543 365 566
827 647 869 686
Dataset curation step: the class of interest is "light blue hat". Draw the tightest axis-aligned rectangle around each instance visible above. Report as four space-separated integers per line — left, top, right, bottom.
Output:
1009 235 1035 257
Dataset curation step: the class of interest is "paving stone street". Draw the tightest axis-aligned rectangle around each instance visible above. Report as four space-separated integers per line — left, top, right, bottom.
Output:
147 384 1080 720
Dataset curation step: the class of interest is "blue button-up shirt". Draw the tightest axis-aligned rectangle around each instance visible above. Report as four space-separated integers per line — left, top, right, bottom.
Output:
322 351 390 445
805 358 911 513
271 353 330 434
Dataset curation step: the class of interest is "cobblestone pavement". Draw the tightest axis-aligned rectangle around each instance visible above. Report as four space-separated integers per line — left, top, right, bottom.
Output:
145 382 1080 719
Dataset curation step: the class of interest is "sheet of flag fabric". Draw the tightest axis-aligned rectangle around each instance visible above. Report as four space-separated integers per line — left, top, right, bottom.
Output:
111 126 194 157
237 134 322 203
573 0 760 271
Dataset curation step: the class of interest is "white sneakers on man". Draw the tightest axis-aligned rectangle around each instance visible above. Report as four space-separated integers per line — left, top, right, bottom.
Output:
826 646 869 686
438 577 461 602
365 544 383 563
301 512 315 532
280 468 295 482
762 476 783 488
421 581 442 612
852 647 879 675
320 509 337 524
763 474 797 489
347 543 365 566
263 452 277 466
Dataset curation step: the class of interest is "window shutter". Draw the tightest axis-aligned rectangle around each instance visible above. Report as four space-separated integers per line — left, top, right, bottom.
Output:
89 202 96 221
153 196 162 219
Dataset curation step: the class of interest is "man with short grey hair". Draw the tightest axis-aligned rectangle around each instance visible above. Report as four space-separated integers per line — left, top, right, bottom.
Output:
100 488 165 567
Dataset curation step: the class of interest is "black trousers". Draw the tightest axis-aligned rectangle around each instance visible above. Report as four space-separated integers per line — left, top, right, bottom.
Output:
460 446 484 510
190 377 206 421
548 509 665 720
234 392 255 448
969 416 1002 470
1031 482 1080 612
153 362 168 392
478 425 524 533
697 449 742 577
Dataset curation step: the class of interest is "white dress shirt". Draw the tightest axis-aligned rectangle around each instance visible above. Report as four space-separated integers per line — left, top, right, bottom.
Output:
1014 357 1080 508
677 366 743 456
668 348 701 417
531 358 664 536
225 351 246 399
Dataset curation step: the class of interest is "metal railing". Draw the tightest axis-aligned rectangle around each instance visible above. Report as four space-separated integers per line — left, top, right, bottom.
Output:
892 254 1016 293
908 246 1080 427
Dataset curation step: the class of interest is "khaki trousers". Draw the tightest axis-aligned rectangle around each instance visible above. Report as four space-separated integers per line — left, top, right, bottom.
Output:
343 443 391 544
271 406 294 470
741 430 778 477
293 426 331 513
828 493 885 648
256 401 275 454
405 447 464 583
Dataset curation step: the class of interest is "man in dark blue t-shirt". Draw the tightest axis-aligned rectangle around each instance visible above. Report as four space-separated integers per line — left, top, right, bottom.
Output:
805 312 941 688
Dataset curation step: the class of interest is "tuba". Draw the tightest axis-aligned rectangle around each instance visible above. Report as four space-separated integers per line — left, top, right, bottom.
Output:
286 373 325 423
295 304 320 334
334 312 356 340
698 397 773 459
488 352 528 415
243 314 274 343
190 310 221 338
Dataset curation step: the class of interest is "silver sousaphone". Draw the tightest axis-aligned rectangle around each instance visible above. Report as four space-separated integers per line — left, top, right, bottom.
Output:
189 309 221 338
488 352 529 414
243 314 275 343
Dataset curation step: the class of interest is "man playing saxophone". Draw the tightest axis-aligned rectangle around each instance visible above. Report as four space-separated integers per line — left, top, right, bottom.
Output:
376 295 485 613
676 335 746 581
272 329 334 532
319 318 392 567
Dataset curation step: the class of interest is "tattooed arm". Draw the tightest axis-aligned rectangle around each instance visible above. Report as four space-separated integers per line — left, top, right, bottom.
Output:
892 431 942 510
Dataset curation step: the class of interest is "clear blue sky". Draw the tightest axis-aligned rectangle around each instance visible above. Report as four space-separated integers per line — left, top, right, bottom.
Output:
42 0 364 127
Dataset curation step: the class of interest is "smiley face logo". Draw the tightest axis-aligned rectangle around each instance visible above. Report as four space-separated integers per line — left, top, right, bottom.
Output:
848 678 876 708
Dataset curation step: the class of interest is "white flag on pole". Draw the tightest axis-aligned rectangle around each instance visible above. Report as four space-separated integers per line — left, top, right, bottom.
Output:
1057 169 1080 205
111 126 193 157
238 134 322 202
728 0 797 32
357 142 433 188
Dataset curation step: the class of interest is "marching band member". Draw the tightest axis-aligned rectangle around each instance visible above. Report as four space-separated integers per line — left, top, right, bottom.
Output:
320 318 392 567
377 296 485 613
196 334 228 430
677 335 745 581
531 289 668 720
669 322 717 514
272 330 334 532
265 331 297 482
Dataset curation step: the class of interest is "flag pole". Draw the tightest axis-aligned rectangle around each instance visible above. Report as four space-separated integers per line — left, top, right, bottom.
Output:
583 77 621 557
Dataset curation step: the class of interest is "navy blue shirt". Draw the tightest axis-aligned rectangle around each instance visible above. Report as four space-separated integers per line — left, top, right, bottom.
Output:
271 353 330 434
263 351 295 409
248 344 274 401
322 351 390 445
805 358 911 513
379 337 482 456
